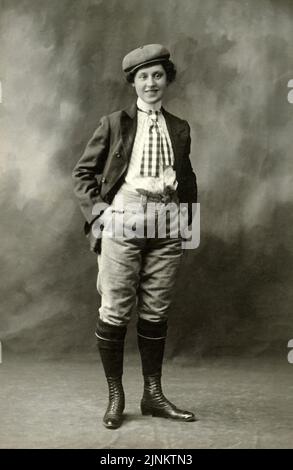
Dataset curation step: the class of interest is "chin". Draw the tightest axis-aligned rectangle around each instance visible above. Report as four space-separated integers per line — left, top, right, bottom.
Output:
143 95 162 104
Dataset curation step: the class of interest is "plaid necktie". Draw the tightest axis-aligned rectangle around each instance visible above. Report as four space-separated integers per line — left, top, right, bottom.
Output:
138 108 173 177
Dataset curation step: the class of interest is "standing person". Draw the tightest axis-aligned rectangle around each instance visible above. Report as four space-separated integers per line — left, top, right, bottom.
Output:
72 44 198 429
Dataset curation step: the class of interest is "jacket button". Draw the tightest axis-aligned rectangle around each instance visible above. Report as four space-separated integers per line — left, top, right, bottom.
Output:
115 152 121 158
101 177 106 183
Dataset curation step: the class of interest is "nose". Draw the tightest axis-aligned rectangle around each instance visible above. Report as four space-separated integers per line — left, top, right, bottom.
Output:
146 75 155 87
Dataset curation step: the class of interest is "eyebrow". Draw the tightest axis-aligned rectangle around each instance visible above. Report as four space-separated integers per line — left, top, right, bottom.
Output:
138 70 163 76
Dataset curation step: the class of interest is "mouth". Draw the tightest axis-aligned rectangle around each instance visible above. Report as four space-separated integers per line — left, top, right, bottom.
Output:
145 90 158 93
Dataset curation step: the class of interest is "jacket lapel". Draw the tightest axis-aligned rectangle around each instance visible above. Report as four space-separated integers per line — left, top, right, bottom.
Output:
161 107 184 174
120 103 137 161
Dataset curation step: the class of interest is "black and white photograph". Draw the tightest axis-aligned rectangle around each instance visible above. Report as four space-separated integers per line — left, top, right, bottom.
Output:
0 0 292 451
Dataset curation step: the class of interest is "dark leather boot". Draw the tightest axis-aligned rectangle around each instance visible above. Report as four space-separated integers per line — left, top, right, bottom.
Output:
96 318 127 429
141 374 196 421
103 376 125 429
137 317 197 422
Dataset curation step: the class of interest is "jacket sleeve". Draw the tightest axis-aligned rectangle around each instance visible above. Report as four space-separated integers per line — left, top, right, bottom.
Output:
72 116 110 226
178 121 198 226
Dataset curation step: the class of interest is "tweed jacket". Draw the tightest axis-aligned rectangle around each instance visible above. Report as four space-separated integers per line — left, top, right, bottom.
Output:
72 102 198 253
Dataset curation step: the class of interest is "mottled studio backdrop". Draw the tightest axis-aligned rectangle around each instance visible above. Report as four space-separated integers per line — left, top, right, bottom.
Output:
0 0 292 358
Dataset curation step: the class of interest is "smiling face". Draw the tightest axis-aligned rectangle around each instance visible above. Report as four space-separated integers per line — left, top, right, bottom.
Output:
132 63 168 105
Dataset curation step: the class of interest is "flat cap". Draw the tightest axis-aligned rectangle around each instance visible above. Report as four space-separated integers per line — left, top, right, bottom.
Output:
122 44 170 73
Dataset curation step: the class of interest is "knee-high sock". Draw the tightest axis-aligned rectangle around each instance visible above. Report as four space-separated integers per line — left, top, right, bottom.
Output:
137 317 168 377
96 318 127 378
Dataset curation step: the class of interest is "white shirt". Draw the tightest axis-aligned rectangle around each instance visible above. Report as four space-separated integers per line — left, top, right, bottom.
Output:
122 97 178 194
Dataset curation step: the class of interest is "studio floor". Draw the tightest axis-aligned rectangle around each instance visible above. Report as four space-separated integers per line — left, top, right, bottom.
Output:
0 353 292 449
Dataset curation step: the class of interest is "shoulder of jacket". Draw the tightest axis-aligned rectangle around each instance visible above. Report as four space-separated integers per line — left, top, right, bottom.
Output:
108 109 124 120
94 110 122 128
163 109 190 128
102 109 124 122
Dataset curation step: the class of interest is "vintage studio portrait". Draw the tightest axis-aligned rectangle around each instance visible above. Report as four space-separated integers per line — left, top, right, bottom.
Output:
0 0 292 451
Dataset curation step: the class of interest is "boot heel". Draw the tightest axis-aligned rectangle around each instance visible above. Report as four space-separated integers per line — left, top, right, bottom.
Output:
141 402 152 416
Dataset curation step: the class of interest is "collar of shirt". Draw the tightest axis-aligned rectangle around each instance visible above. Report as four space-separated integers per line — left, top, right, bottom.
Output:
136 97 162 113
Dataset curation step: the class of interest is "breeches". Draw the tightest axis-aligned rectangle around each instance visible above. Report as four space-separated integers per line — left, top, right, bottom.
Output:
96 185 183 326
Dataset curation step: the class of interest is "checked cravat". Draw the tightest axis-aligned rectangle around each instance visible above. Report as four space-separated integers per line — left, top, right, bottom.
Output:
138 108 173 177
